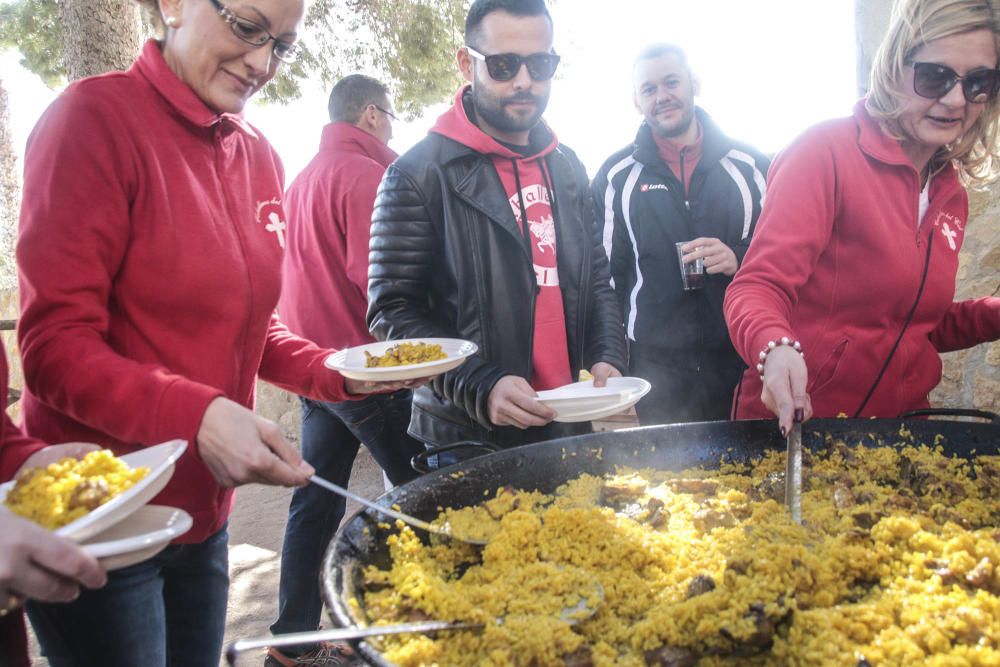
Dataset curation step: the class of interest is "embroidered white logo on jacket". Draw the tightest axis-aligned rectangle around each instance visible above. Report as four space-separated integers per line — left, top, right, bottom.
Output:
941 223 958 251
640 183 668 192
255 198 287 249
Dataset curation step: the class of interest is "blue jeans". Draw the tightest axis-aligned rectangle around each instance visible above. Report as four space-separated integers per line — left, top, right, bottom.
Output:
270 390 422 654
26 524 229 667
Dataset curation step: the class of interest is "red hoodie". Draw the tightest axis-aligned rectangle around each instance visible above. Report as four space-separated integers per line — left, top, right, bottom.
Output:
429 87 572 391
16 41 353 543
726 101 1000 419
279 123 398 349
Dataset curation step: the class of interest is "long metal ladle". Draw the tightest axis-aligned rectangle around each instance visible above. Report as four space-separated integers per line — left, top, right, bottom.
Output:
225 582 604 665
309 475 488 546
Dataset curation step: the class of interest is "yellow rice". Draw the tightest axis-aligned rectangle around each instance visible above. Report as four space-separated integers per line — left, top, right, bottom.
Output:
3 449 149 529
365 342 446 368
359 437 1000 666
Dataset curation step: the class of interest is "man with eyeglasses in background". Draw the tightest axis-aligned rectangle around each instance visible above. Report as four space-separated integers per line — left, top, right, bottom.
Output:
592 44 770 426
367 0 626 454
265 75 424 667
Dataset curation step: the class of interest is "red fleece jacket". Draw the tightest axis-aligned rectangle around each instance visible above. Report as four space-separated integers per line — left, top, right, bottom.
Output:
279 123 398 349
16 41 352 543
726 101 1000 419
429 87 572 390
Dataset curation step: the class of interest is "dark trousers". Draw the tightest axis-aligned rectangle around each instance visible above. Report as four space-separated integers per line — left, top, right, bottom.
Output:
27 525 229 667
629 343 743 426
270 390 422 654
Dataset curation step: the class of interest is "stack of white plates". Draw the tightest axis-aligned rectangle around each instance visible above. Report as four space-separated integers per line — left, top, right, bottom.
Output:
0 440 192 570
536 376 652 423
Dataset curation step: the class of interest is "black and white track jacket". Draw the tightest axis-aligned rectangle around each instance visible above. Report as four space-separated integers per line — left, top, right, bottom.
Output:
591 108 769 364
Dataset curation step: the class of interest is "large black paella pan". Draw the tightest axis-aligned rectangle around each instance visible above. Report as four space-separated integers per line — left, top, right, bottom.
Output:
322 411 1000 666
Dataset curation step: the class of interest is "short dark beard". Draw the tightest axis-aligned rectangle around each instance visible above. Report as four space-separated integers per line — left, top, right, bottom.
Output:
651 105 696 139
471 69 549 139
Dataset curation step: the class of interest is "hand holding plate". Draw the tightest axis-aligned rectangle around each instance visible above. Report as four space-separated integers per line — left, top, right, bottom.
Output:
0 509 106 611
589 361 622 388
488 375 557 429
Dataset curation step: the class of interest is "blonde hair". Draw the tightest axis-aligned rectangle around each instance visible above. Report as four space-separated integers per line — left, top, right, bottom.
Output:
866 0 1000 186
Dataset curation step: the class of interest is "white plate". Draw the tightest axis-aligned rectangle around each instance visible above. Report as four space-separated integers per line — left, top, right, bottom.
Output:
324 338 478 381
0 439 187 542
538 377 652 423
81 504 192 571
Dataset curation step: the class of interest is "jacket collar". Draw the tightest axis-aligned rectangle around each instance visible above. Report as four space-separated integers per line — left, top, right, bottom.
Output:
133 39 258 138
854 99 961 199
632 106 728 169
853 99 912 168
320 122 398 167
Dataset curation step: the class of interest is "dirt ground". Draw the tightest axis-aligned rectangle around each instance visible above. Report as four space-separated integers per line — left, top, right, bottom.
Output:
27 448 388 667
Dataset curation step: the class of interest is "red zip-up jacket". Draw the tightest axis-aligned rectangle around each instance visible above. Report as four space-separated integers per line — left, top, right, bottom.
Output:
726 101 1000 419
279 123 397 349
16 41 352 543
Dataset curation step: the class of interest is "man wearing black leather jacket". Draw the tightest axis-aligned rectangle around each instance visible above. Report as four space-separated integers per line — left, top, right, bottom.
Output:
366 0 627 450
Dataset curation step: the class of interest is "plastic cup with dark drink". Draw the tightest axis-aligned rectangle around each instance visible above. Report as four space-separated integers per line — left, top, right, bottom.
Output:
676 242 705 291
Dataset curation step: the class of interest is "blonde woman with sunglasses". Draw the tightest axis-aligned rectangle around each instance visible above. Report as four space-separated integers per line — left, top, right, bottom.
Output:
726 0 1000 435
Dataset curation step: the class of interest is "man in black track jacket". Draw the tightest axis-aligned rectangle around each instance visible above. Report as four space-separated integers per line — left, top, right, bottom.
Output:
592 43 769 425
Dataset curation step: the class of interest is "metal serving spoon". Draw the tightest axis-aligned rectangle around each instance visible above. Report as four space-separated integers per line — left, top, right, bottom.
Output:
225 581 604 664
309 475 488 546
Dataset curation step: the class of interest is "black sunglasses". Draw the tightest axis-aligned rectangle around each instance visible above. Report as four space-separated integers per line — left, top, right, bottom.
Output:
466 46 560 82
910 61 1000 104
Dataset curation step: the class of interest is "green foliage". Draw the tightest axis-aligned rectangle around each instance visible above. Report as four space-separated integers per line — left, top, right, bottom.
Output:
260 0 466 116
0 0 64 88
0 0 469 113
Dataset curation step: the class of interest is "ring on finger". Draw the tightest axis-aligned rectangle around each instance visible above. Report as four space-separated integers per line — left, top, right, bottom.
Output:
0 592 24 617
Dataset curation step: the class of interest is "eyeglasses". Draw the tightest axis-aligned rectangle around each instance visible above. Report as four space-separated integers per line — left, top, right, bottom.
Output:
207 0 300 64
465 46 560 82
910 61 1000 104
373 104 398 121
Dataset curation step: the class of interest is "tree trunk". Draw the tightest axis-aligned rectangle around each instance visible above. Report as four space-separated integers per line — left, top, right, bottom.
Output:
60 0 142 81
0 78 18 291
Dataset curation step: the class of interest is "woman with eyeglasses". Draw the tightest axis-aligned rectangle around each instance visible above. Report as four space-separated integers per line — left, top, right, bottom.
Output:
725 0 1000 435
14 0 414 664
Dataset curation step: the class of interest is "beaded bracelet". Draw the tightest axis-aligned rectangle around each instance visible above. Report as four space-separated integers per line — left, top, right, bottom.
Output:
756 337 803 380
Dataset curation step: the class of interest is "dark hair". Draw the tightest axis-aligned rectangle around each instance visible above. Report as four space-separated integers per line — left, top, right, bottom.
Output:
327 74 391 124
465 0 552 47
633 43 691 73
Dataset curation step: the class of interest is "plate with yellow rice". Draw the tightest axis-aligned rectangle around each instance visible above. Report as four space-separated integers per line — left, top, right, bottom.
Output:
324 338 478 381
0 439 187 542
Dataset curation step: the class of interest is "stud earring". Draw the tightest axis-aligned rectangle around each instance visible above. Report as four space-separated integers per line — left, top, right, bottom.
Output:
165 15 179 27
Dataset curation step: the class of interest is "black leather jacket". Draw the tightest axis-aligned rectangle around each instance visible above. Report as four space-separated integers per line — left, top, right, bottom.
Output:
367 129 627 448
